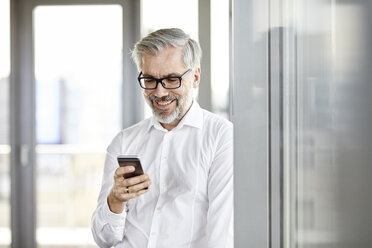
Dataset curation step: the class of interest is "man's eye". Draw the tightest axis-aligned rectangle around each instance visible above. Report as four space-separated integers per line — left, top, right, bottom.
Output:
166 78 178 82
145 79 155 83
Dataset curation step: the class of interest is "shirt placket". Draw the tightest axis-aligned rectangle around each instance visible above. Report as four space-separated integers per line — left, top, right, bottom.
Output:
147 131 171 248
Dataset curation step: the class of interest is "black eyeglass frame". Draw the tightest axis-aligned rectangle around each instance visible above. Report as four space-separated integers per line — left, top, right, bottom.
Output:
137 69 192 90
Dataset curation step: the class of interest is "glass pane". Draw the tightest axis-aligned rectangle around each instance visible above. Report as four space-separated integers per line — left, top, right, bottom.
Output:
33 5 122 247
284 0 372 247
211 0 229 119
0 0 11 246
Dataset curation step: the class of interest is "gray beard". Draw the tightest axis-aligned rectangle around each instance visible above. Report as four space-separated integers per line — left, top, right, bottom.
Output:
153 104 181 124
149 88 194 125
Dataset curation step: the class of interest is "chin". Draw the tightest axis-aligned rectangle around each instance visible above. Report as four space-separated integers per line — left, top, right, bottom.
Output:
154 107 181 124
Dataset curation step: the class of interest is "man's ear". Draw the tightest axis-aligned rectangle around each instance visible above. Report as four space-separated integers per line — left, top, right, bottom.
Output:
193 67 201 88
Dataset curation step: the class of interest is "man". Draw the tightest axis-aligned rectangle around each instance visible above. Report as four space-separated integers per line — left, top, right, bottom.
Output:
92 28 233 248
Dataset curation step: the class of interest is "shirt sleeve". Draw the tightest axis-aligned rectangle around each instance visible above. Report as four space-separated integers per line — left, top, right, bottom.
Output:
91 132 127 247
206 122 234 248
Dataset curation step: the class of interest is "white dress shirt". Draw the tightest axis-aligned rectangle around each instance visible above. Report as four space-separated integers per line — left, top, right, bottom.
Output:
91 102 233 248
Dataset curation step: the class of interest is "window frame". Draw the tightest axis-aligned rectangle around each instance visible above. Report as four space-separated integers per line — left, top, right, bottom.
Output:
10 0 141 247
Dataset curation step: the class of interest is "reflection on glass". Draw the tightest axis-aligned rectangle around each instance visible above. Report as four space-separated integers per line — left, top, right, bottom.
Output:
284 0 372 247
0 0 11 246
34 5 122 247
211 0 230 119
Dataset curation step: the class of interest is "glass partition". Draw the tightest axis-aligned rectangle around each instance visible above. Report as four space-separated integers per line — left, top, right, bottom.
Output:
283 0 372 247
211 0 230 119
0 0 11 246
33 5 123 247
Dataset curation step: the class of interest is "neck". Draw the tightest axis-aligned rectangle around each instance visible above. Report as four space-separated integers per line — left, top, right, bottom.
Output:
161 121 180 131
160 101 194 131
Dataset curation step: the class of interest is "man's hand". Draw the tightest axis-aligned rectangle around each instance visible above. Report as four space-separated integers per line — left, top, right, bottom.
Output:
107 166 152 214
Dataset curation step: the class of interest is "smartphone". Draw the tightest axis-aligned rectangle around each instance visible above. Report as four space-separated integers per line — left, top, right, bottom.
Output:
117 155 147 189
117 155 148 190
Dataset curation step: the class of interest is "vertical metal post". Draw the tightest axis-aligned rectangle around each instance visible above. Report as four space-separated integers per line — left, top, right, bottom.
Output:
268 18 284 248
10 0 37 246
121 0 143 128
232 0 270 247
269 1 284 247
198 0 212 111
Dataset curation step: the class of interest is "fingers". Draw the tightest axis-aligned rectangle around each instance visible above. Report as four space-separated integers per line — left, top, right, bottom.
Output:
114 166 135 179
114 177 151 194
127 178 152 193
111 167 152 204
123 174 149 187
111 184 150 203
122 188 150 199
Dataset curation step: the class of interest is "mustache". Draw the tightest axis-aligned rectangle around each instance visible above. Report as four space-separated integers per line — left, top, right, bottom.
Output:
148 95 180 102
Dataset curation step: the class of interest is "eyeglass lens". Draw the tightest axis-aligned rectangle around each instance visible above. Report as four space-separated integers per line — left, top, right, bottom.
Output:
140 77 181 89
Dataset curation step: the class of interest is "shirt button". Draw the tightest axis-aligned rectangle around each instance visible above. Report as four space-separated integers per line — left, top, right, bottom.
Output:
151 232 157 236
156 207 161 211
163 156 167 160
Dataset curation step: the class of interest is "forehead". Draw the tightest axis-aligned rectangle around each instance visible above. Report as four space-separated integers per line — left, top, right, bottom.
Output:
141 46 186 76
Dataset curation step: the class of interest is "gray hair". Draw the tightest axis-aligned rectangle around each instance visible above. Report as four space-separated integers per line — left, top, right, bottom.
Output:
131 28 202 71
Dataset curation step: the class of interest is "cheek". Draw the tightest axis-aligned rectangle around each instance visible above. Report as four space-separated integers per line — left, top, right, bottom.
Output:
172 90 185 99
181 85 192 97
143 92 152 105
177 82 192 96
143 90 151 97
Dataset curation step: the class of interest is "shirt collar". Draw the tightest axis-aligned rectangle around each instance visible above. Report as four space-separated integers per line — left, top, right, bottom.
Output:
149 101 204 132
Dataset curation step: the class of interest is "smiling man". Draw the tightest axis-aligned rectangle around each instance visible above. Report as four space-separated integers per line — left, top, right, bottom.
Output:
141 45 197 130
92 28 233 248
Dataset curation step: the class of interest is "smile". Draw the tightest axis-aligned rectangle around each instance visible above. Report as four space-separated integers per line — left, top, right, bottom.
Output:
154 99 177 110
157 100 173 106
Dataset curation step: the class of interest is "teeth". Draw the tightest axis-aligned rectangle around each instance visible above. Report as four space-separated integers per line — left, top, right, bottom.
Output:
157 100 172 106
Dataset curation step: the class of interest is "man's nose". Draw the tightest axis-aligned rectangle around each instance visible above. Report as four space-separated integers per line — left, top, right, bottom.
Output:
153 82 169 97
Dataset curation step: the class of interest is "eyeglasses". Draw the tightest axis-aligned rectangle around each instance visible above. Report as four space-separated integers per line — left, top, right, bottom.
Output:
137 69 191 90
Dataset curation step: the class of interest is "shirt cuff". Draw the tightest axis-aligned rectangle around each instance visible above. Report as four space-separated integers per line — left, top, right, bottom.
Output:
103 198 127 227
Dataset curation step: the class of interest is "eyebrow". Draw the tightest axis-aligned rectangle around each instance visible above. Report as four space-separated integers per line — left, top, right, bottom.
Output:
142 72 182 78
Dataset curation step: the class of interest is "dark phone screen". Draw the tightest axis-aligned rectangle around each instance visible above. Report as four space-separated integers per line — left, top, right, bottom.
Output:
117 157 144 179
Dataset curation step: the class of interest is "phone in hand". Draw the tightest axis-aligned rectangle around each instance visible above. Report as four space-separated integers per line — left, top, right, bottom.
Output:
117 155 148 189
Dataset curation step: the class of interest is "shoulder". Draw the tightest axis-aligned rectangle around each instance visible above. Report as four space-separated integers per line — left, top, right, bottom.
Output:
120 117 152 137
108 118 151 150
201 109 233 133
200 109 233 161
199 109 233 148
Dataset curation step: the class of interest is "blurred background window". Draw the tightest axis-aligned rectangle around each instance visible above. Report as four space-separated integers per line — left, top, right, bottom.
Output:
0 0 11 246
33 5 122 247
211 0 229 119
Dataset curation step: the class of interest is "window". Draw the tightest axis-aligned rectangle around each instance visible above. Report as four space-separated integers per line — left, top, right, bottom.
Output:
211 0 230 118
33 5 123 247
0 0 11 246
